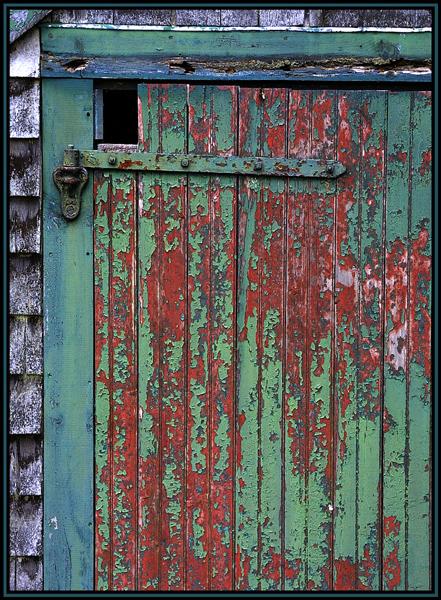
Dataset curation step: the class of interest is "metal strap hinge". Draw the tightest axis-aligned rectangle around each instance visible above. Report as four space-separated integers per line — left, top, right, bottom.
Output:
54 146 346 219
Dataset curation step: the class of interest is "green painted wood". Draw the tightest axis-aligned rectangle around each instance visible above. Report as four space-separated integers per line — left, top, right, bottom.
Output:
305 90 335 590
79 150 345 178
42 78 94 590
41 25 431 61
407 91 431 591
40 25 431 83
333 90 361 590
94 171 111 590
383 91 412 591
138 83 188 590
284 89 335 590
357 91 387 590
284 89 310 590
186 84 237 589
40 61 432 83
258 88 285 591
235 87 261 590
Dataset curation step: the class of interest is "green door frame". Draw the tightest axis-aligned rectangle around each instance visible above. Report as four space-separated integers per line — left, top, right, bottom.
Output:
41 25 432 591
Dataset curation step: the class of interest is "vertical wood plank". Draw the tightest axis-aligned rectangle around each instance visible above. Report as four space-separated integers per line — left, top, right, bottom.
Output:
186 85 212 589
407 91 431 591
356 91 386 591
94 171 111 591
110 173 138 590
137 84 161 591
187 85 237 590
139 83 188 590
94 171 138 591
235 87 261 590
43 78 94 590
235 87 286 591
258 88 285 591
306 90 335 590
284 89 310 591
257 88 287 590
382 91 411 591
333 91 361 590
208 87 237 592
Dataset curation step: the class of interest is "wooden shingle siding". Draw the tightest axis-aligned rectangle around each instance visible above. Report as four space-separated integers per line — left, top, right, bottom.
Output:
10 140 40 197
259 9 305 26
51 9 114 24
114 9 173 25
176 9 221 25
10 497 42 556
322 8 432 27
221 10 258 26
10 377 42 435
9 257 41 315
9 199 41 254
9 317 42 375
10 437 42 496
10 80 40 139
45 9 433 27
11 558 43 591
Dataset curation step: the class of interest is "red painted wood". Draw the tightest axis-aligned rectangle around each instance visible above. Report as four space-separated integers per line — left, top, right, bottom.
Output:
306 90 335 590
284 89 310 590
94 171 138 590
235 86 262 590
137 176 161 590
258 87 286 591
186 86 212 590
333 91 361 591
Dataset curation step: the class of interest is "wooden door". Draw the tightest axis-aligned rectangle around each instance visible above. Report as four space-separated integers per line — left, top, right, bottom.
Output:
93 85 431 591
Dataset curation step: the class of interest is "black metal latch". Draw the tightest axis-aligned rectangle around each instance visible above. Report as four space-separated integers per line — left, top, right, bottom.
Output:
53 145 88 220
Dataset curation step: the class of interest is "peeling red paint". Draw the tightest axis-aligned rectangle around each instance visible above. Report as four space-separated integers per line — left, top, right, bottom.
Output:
94 85 431 592
384 516 401 537
383 547 401 590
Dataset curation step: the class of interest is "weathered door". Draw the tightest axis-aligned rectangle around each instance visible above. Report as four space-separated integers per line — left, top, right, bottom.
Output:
93 84 431 591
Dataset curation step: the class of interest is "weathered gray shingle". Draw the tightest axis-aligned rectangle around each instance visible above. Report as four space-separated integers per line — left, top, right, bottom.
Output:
10 437 42 496
259 10 305 26
10 256 41 315
10 79 40 139
114 9 173 25
10 377 42 435
176 9 221 26
221 10 258 26
9 198 41 254
10 140 40 197
10 497 42 556
15 558 43 591
10 318 26 374
51 9 114 23
10 29 40 78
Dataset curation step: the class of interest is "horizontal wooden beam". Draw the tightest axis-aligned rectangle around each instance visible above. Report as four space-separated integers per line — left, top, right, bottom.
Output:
40 25 432 83
78 150 347 178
